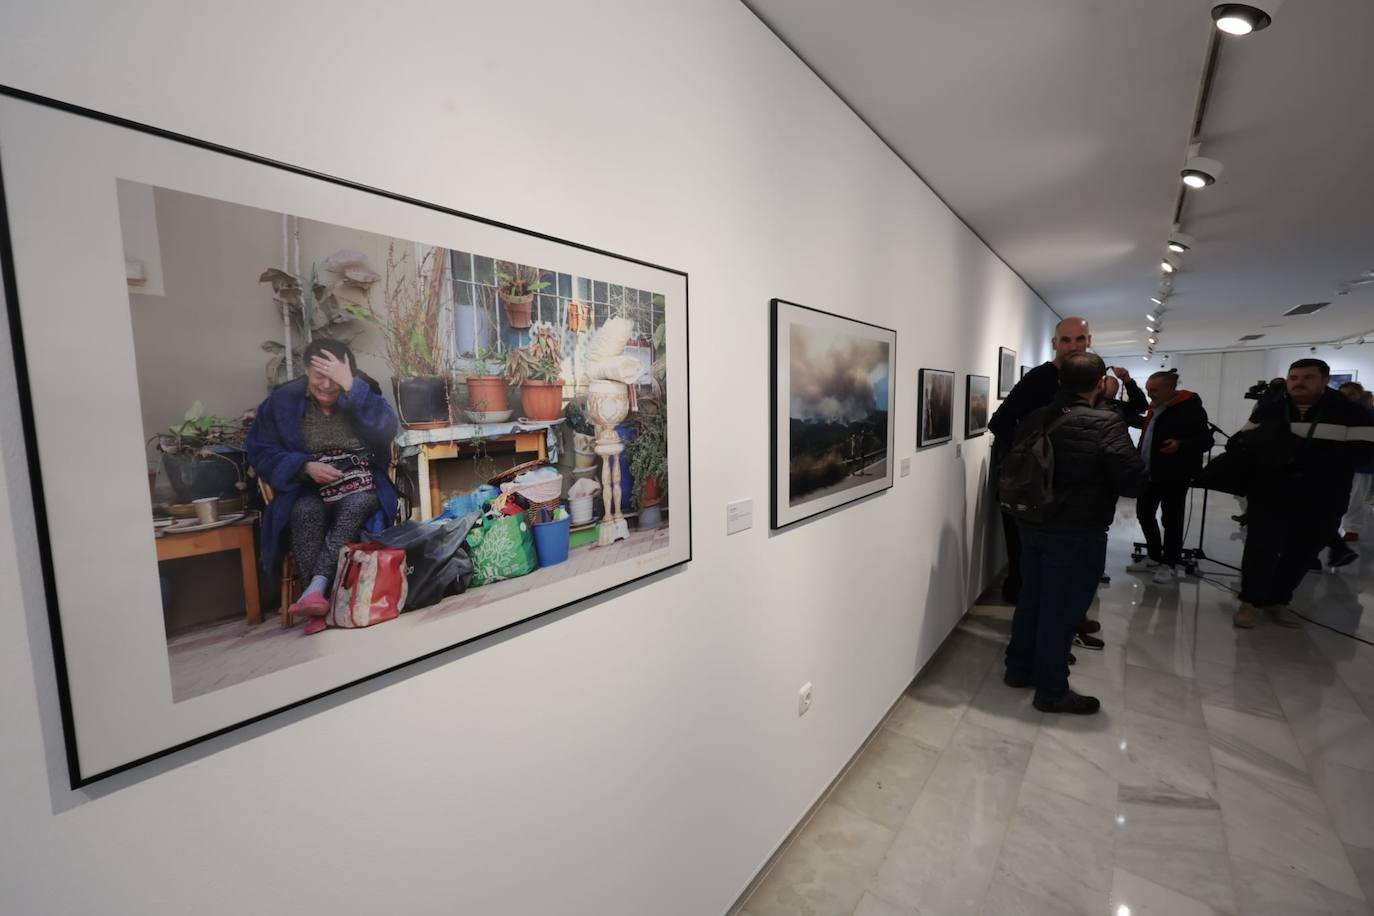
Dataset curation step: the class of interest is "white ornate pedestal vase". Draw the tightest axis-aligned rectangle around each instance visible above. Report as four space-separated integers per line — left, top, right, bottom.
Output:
587 379 631 546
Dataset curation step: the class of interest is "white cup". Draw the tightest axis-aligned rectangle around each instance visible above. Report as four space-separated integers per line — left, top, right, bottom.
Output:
192 497 220 525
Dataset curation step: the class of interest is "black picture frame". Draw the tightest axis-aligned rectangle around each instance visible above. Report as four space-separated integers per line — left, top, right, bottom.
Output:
1020 364 1030 379
965 374 991 438
998 347 1017 398
0 85 694 787
917 368 955 448
770 298 896 529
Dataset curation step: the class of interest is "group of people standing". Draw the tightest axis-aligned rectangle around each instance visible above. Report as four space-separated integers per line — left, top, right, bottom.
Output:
988 317 1374 716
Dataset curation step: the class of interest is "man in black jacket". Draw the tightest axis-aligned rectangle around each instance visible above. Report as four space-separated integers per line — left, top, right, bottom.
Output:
990 318 1146 602
1234 359 1374 628
1124 370 1214 584
1003 353 1147 714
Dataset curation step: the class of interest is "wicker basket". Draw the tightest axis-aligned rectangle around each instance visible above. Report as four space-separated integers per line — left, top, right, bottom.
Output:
524 496 562 525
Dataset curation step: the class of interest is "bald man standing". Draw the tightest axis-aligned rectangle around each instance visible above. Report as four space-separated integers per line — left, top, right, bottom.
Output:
989 319 1094 600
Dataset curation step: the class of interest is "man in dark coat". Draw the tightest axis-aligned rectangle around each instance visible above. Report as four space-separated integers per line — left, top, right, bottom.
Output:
1234 359 1374 628
1124 370 1214 584
1003 353 1147 714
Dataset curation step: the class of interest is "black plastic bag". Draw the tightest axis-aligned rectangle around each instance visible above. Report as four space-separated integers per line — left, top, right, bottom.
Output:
366 515 477 611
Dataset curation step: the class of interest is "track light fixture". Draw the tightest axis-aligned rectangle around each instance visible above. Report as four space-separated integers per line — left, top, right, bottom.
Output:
1161 259 1177 274
1211 3 1278 36
1167 231 1195 254
1181 156 1223 189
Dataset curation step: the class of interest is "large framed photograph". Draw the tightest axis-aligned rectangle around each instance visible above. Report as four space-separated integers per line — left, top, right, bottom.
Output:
918 368 955 448
0 89 691 786
770 299 895 529
965 374 991 438
998 347 1017 398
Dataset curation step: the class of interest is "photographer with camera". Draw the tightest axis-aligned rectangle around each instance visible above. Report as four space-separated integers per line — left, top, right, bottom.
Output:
1232 359 1374 628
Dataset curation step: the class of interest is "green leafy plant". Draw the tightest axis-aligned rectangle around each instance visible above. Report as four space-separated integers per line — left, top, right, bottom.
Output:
345 242 449 379
154 401 245 455
468 345 504 377
496 262 550 299
563 398 595 436
628 399 668 506
259 251 377 387
503 322 563 385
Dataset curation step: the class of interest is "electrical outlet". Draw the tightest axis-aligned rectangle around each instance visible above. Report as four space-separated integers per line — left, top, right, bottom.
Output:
900 457 912 477
798 682 813 717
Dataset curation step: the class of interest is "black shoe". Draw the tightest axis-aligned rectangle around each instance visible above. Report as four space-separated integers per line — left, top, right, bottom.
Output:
1073 632 1106 651
1003 670 1034 688
1232 514 1247 525
1034 690 1101 715
1068 652 1077 665
1330 547 1358 569
1078 619 1102 635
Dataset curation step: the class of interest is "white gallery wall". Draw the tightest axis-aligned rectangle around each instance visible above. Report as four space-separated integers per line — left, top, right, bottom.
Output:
0 2 1055 914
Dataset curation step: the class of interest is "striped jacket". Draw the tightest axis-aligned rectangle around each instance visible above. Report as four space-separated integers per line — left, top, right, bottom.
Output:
1241 389 1374 511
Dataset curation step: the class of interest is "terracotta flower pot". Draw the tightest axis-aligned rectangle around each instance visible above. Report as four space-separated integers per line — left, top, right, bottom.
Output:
642 475 661 506
520 380 564 421
502 293 534 329
465 375 510 414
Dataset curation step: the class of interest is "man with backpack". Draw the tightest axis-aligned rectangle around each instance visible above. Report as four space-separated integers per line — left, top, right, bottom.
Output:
1233 359 1374 628
1000 353 1147 714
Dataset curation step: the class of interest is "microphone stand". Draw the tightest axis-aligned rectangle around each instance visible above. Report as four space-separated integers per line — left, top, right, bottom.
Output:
1183 423 1241 574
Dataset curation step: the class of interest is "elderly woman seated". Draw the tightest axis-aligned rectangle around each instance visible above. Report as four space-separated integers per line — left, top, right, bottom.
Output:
247 339 399 620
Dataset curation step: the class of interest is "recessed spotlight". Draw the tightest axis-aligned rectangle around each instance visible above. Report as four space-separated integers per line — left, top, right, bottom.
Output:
1212 3 1275 36
1181 156 1223 188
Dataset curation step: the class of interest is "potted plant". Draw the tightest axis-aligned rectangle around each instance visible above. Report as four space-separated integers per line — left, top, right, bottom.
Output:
153 401 248 503
463 345 510 419
346 242 451 428
628 399 668 527
563 398 598 469
259 249 377 388
503 322 564 422
496 262 549 329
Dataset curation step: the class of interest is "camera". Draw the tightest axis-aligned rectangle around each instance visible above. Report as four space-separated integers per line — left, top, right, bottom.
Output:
1244 379 1271 401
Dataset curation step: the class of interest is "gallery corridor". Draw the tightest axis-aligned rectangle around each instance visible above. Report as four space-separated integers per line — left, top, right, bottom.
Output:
741 494 1374 916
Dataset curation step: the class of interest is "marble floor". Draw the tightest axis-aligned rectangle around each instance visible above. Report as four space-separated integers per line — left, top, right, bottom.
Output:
741 494 1374 916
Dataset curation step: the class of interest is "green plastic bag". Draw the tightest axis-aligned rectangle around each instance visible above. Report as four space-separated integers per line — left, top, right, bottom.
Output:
466 514 538 586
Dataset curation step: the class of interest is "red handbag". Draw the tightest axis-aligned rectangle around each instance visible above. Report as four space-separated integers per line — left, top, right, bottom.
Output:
326 543 408 628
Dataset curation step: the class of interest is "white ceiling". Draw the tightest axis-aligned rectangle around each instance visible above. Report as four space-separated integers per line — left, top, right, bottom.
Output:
743 0 1374 358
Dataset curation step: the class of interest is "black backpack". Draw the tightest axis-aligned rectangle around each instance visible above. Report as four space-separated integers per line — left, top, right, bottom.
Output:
998 406 1088 523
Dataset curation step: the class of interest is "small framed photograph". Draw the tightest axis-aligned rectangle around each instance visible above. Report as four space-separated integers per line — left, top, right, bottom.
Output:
918 368 955 448
998 347 1017 398
965 374 991 438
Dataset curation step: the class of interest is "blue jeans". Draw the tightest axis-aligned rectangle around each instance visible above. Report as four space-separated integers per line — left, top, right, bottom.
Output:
1005 525 1108 699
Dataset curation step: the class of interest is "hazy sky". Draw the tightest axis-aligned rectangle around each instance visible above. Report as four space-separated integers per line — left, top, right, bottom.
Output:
790 324 890 423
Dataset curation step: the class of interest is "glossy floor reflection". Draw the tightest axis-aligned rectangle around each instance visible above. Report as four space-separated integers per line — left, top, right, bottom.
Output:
742 495 1374 916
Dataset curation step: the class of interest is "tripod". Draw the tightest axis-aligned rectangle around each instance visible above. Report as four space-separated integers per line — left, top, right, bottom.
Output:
1132 423 1241 574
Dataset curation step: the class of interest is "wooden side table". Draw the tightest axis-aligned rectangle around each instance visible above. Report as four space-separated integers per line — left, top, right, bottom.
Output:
415 431 548 518
156 517 262 625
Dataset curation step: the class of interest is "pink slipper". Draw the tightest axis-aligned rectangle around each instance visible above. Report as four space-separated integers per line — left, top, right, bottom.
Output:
288 592 330 617
302 617 327 636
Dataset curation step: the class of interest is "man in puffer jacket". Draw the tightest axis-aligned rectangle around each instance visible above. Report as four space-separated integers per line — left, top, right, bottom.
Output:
1234 359 1374 628
1125 370 1214 584
1003 353 1147 715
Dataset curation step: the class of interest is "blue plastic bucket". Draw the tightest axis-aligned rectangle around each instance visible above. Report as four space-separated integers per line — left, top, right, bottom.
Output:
533 513 572 567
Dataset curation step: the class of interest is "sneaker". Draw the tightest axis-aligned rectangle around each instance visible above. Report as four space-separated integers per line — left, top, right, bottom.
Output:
1033 690 1101 715
1078 619 1102 635
1126 558 1161 573
1233 601 1260 629
1270 605 1302 628
1345 532 1360 542
1004 670 1034 689
1073 632 1106 651
1330 547 1359 569
1151 565 1178 585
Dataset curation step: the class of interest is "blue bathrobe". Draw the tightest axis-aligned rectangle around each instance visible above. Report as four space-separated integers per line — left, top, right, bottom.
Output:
246 376 399 578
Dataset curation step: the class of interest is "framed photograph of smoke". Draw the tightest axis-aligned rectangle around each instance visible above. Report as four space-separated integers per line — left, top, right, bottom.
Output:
965 374 991 438
998 347 1017 398
770 299 895 529
0 87 692 787
918 368 955 448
